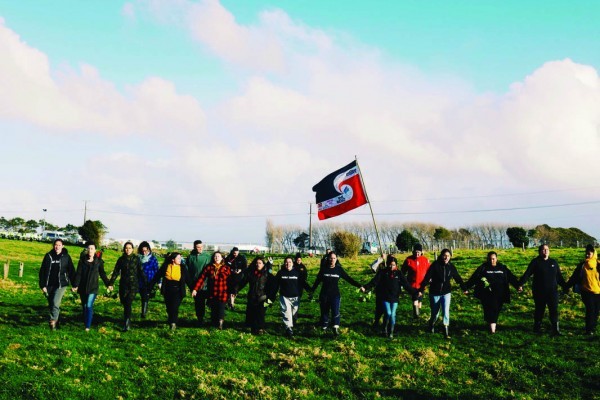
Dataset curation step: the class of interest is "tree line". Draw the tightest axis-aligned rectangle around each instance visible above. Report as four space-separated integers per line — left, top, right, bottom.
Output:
265 219 598 254
0 216 107 245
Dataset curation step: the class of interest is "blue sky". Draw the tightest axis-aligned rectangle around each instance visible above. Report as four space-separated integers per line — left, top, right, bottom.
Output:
0 0 599 244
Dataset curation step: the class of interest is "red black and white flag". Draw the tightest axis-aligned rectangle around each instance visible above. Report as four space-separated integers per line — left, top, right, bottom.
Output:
312 160 368 220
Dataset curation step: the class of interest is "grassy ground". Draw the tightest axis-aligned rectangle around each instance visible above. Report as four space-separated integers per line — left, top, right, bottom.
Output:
0 239 598 399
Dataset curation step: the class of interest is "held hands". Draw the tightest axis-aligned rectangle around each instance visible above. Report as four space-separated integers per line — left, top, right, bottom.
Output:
72 287 78 293
108 286 114 292
360 287 366 293
517 286 523 293
42 287 48 294
191 290 197 298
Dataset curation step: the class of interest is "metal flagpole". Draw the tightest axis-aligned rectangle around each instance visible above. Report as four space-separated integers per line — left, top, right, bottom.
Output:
355 156 385 259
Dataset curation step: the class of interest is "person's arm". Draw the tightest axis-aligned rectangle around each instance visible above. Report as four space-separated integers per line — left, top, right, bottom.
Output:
192 267 209 296
556 262 567 289
72 259 82 290
419 264 433 292
363 269 382 292
99 259 110 287
450 264 465 289
311 269 323 292
463 265 483 291
108 259 122 291
504 264 521 290
518 259 535 287
340 266 362 288
398 270 416 294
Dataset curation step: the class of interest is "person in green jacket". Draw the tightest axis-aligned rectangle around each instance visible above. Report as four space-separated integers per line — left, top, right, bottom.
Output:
186 240 211 325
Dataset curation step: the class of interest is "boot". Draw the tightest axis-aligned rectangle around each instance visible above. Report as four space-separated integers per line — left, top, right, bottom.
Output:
141 301 149 319
551 322 562 336
122 318 131 332
427 321 435 334
533 321 542 334
443 325 450 339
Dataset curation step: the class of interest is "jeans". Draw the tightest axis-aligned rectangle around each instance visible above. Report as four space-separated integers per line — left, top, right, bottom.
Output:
47 286 67 321
429 293 451 326
383 301 399 328
80 293 97 329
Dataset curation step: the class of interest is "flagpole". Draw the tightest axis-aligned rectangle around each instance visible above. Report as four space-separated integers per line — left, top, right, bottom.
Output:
355 156 385 259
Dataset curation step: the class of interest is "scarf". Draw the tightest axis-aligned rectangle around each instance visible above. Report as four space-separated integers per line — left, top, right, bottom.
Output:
139 254 151 264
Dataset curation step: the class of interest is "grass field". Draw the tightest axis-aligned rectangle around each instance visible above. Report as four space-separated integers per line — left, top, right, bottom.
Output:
0 239 598 399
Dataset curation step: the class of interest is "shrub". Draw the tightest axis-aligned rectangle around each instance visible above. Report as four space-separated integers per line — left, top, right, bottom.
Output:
330 231 362 258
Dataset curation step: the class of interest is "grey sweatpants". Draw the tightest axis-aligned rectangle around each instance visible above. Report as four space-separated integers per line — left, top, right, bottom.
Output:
280 296 299 329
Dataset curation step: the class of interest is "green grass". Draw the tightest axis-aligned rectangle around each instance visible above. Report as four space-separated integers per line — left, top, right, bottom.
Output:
0 239 598 399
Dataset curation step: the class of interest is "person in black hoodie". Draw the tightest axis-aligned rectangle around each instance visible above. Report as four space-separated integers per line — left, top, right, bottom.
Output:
108 241 146 332
519 244 566 335
39 239 75 330
272 256 312 337
311 251 362 336
362 256 416 338
238 256 274 335
72 241 110 331
150 252 190 330
463 251 522 334
225 247 247 310
419 248 465 338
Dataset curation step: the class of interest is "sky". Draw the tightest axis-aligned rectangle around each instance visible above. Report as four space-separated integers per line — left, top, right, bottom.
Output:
0 0 599 245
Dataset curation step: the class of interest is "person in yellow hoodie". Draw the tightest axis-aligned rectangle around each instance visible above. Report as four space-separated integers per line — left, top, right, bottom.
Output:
566 244 600 335
150 252 190 331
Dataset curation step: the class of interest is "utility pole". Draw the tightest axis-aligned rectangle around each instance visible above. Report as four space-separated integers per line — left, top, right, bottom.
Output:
83 200 88 224
308 203 313 248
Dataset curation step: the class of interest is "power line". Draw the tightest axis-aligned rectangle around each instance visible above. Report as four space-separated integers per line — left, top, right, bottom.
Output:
88 199 600 219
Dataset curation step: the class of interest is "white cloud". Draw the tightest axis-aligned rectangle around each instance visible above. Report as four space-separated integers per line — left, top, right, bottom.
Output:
0 19 206 138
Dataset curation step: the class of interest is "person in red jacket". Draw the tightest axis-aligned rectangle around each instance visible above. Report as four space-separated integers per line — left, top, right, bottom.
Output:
401 243 430 319
192 252 231 330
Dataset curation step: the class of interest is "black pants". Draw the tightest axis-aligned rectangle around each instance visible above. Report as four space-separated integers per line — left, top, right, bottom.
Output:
163 283 183 324
581 291 600 333
533 292 559 326
194 290 210 323
210 300 226 326
246 299 267 331
481 292 504 324
374 295 384 325
120 290 136 321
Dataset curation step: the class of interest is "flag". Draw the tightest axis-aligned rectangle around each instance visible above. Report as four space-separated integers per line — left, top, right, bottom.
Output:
312 160 368 220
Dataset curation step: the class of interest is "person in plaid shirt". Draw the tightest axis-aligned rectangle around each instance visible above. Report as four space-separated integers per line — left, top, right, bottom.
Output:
192 252 231 330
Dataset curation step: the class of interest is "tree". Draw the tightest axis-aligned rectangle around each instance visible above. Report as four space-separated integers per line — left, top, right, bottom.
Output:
79 220 101 245
506 227 529 248
293 232 310 251
331 231 362 258
165 240 177 251
396 230 418 252
24 219 40 234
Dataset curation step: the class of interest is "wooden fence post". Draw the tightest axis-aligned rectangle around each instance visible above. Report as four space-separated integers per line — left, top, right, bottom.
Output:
19 262 24 278
3 261 8 279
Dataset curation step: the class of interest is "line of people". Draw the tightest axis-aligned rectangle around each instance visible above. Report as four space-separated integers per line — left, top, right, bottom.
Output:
39 239 600 338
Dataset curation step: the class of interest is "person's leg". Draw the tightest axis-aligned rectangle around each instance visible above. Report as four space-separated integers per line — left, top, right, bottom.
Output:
547 292 560 335
374 296 384 326
441 293 452 338
533 296 545 332
428 295 442 332
331 296 341 329
389 302 398 337
581 291 595 334
256 301 267 332
320 297 331 329
382 301 392 334
280 296 294 330
84 293 97 329
48 287 67 326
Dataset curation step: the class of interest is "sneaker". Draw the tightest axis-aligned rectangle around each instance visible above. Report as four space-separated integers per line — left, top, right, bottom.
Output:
85 328 90 332
170 323 177 331
333 326 340 336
